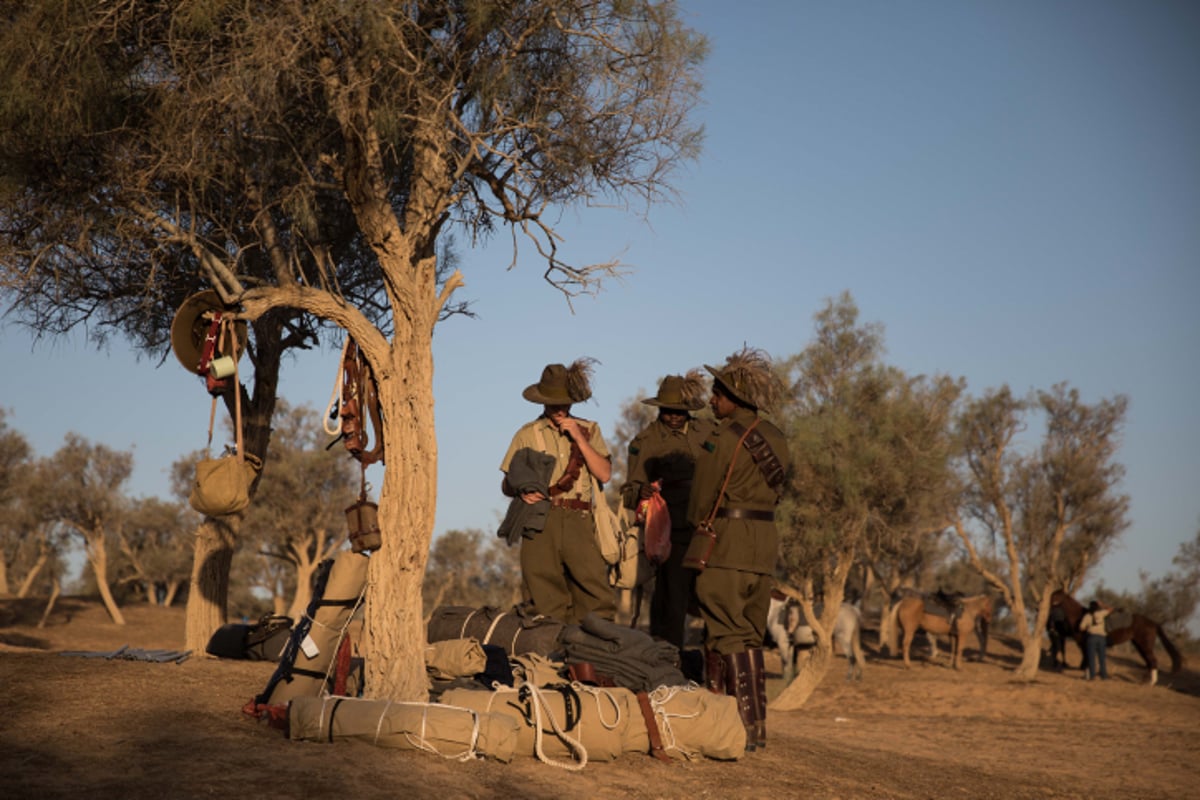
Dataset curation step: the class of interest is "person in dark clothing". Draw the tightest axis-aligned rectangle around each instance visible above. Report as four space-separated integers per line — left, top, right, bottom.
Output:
620 370 713 651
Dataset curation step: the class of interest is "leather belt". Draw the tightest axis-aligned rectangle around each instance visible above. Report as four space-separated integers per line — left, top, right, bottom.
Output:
551 497 592 511
715 507 775 522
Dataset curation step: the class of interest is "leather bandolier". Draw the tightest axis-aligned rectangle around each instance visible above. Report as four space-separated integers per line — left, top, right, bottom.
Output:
725 420 786 495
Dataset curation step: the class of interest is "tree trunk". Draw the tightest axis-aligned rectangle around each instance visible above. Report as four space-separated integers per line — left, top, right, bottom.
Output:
360 328 438 701
87 536 126 625
163 580 181 607
1013 630 1042 679
877 598 897 657
771 567 850 711
772 638 835 711
185 518 237 652
37 577 61 628
16 545 49 598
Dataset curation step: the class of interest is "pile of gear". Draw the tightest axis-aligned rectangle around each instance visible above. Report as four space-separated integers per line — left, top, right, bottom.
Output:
229 550 747 766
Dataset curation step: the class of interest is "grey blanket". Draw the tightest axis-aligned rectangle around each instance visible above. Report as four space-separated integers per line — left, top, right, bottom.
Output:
559 613 684 692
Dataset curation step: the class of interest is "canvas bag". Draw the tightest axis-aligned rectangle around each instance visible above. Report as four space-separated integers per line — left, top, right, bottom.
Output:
590 472 633 573
191 452 262 516
189 319 262 516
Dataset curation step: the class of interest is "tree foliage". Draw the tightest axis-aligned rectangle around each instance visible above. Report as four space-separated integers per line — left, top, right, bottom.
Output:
773 294 963 709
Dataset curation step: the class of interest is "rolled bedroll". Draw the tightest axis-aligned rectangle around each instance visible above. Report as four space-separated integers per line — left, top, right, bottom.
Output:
288 695 520 762
427 605 563 657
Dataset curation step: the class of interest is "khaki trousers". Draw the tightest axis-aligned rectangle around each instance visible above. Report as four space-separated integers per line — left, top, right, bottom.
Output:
694 566 771 655
520 505 616 624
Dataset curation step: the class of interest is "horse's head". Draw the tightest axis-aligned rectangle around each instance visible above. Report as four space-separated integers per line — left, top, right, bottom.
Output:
784 601 804 634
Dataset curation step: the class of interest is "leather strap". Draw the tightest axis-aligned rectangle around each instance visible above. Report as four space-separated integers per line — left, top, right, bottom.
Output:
551 497 591 511
726 420 786 493
533 422 587 497
701 419 760 528
715 507 775 522
636 691 672 763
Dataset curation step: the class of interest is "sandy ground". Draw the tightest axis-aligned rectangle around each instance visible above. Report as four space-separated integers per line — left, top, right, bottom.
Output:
2 596 1198 800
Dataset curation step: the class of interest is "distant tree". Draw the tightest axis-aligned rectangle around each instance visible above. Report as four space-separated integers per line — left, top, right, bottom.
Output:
0 410 33 596
44 435 134 624
1095 526 1200 642
953 384 1130 679
114 497 193 607
773 294 963 710
0 1 704 700
242 401 359 619
422 528 522 615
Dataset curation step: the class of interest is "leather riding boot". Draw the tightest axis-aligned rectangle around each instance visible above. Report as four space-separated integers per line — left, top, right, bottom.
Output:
722 651 757 753
748 647 767 749
704 647 726 694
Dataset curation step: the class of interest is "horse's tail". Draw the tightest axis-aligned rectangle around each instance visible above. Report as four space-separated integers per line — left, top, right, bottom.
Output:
1157 623 1186 673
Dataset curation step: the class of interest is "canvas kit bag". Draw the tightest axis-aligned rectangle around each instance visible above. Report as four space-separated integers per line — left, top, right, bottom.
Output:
206 614 293 661
188 316 262 516
254 550 368 706
587 473 645 590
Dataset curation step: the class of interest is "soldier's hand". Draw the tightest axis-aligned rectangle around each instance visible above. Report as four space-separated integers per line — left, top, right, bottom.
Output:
638 483 659 499
557 416 585 442
520 490 546 505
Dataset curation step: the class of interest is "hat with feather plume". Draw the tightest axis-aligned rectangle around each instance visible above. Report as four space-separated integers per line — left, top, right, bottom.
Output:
523 358 597 405
705 347 782 412
642 369 707 411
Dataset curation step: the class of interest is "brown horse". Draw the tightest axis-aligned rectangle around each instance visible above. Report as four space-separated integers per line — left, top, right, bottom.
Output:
891 593 992 670
1049 590 1185 685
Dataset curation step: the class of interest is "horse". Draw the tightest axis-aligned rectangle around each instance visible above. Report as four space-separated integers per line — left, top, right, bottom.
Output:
767 596 865 683
1049 590 1185 686
1046 601 1073 671
890 592 992 670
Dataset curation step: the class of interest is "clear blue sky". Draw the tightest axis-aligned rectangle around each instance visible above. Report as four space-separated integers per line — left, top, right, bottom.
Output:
3 1 1198 600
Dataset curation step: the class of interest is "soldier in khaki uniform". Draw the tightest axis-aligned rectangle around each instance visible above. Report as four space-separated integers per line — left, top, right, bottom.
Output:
500 360 616 624
685 347 789 752
620 371 713 651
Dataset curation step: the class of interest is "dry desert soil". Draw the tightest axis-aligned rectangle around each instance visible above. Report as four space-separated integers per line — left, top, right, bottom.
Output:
2 597 1198 800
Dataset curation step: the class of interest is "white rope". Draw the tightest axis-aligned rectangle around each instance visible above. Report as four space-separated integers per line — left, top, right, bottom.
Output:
648 684 703 756
572 683 623 731
482 611 507 647
522 679 588 771
322 337 351 436
372 699 394 745
401 704 481 763
458 608 481 639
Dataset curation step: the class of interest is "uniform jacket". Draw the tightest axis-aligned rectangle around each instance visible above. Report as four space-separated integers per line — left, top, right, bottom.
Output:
686 406 790 574
500 415 610 504
620 416 714 543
